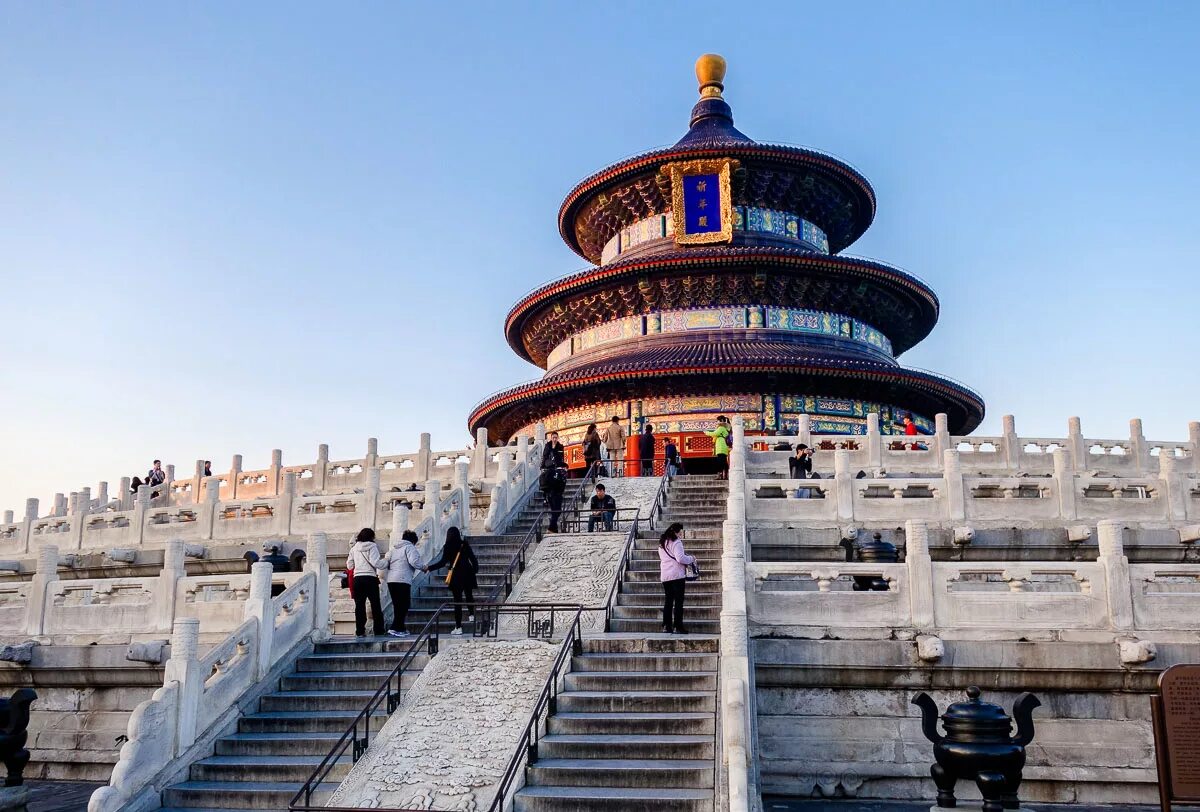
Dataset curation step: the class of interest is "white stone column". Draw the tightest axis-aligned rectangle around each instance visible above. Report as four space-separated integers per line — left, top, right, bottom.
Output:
1068 416 1087 471
244 562 275 680
905 520 934 631
1189 421 1200 474
163 465 175 506
192 460 206 503
155 539 187 632
165 618 202 750
67 488 87 550
470 427 489 480
305 532 331 641
1053 449 1077 521
866 413 883 469
132 485 151 547
53 493 66 518
1001 415 1019 470
934 413 951 460
454 461 470 530
1097 520 1134 631
315 443 329 491
416 433 432 481
275 472 296 535
118 478 131 511
19 498 38 555
2 510 11 525
96 481 109 510
360 468 381 531
833 450 854 522
365 437 379 473
1159 451 1186 521
229 454 243 500
391 504 410 543
943 450 966 521
24 544 58 635
797 414 812 448
269 449 283 496
1129 419 1149 474
423 480 442 553
534 422 547 445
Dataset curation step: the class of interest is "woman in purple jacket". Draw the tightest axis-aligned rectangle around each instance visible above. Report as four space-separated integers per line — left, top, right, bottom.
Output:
658 522 696 634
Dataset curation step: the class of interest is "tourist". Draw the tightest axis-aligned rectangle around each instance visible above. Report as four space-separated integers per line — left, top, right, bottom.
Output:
587 483 616 531
603 416 626 477
902 414 928 450
541 431 567 532
583 423 603 478
427 526 478 635
381 530 427 638
658 522 696 634
639 423 656 476
705 416 731 479
203 461 212 477
789 444 813 479
146 459 166 498
348 528 386 637
664 437 681 477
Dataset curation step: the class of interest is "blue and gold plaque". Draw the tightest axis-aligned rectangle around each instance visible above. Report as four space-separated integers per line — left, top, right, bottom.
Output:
665 158 735 245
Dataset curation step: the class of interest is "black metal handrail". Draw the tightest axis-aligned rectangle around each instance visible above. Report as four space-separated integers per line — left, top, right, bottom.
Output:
557 506 641 534
485 606 584 812
288 603 585 812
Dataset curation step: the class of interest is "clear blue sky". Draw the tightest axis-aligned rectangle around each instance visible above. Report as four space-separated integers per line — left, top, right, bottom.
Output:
2 2 1198 513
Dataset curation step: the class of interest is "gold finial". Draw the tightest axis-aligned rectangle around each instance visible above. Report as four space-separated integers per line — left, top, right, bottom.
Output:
695 53 726 100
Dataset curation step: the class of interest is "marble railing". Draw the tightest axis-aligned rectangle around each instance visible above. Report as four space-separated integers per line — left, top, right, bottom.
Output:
744 448 1200 527
4 538 324 645
747 520 1198 647
484 436 546 532
88 538 329 812
746 413 1199 479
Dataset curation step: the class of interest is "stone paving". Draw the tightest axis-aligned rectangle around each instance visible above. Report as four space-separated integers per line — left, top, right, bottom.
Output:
21 780 103 812
765 799 1161 812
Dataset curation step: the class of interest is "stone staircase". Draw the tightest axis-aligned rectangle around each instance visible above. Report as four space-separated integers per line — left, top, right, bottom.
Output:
513 635 719 811
610 475 727 635
159 636 430 811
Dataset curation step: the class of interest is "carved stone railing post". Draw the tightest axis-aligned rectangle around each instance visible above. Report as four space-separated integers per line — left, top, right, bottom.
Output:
534 422 546 445
96 481 108 510
454 461 470 529
833 450 853 522
416 433 432 481
866 413 883 469
797 414 812 449
118 478 131 511
229 454 243 500
470 427 489 480
306 532 331 641
275 473 296 536
934 413 951 460
1053 449 1076 521
905 520 934 631
1001 415 1019 470
365 437 379 473
943 450 966 520
1097 521 1133 630
392 504 410 545
155 540 186 633
19 498 38 555
244 562 275 680
424 480 441 546
2 510 11 525
269 449 283 496
165 618 202 750
1189 421 1200 474
1159 451 1186 522
132 485 151 547
200 478 219 541
1129 419 1149 474
163 466 175 507
486 454 512 532
24 544 57 636
360 468 381 531
53 493 66 518
1068 416 1087 471
315 443 329 491
192 460 206 503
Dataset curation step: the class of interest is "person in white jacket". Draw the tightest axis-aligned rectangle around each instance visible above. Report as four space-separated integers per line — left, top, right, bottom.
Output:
382 530 428 638
348 528 385 637
657 522 696 634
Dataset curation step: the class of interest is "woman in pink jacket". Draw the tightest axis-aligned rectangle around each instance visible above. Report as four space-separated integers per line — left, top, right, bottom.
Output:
658 522 696 634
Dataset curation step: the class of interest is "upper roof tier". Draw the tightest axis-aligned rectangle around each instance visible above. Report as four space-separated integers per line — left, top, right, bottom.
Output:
558 55 877 264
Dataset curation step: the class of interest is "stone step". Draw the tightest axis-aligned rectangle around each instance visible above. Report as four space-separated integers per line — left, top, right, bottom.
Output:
625 558 721 572
515 784 714 811
312 638 427 655
296 651 427 672
526 758 714 789
237 709 385 734
616 591 721 607
259 689 378 713
620 581 721 596
608 619 721 635
582 637 719 655
215 732 343 757
189 753 350 783
162 780 333 809
538 733 715 761
547 712 715 736
563 670 717 692
610 605 722 622
633 540 721 551
625 569 723 583
557 691 715 714
570 653 719 673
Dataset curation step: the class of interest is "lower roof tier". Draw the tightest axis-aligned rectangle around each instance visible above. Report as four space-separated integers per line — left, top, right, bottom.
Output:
506 246 940 367
470 337 984 440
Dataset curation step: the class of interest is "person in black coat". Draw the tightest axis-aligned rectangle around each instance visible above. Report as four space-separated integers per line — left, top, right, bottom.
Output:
789 444 813 479
639 423 656 476
541 431 567 532
427 525 478 635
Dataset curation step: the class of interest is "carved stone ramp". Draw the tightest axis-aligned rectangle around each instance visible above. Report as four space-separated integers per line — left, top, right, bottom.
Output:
515 634 719 811
158 635 429 810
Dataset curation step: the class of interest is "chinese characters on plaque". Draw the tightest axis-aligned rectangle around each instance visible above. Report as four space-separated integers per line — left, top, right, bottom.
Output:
665 158 735 245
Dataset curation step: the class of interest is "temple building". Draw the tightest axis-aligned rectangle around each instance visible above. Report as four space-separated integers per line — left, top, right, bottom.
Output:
470 55 984 466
